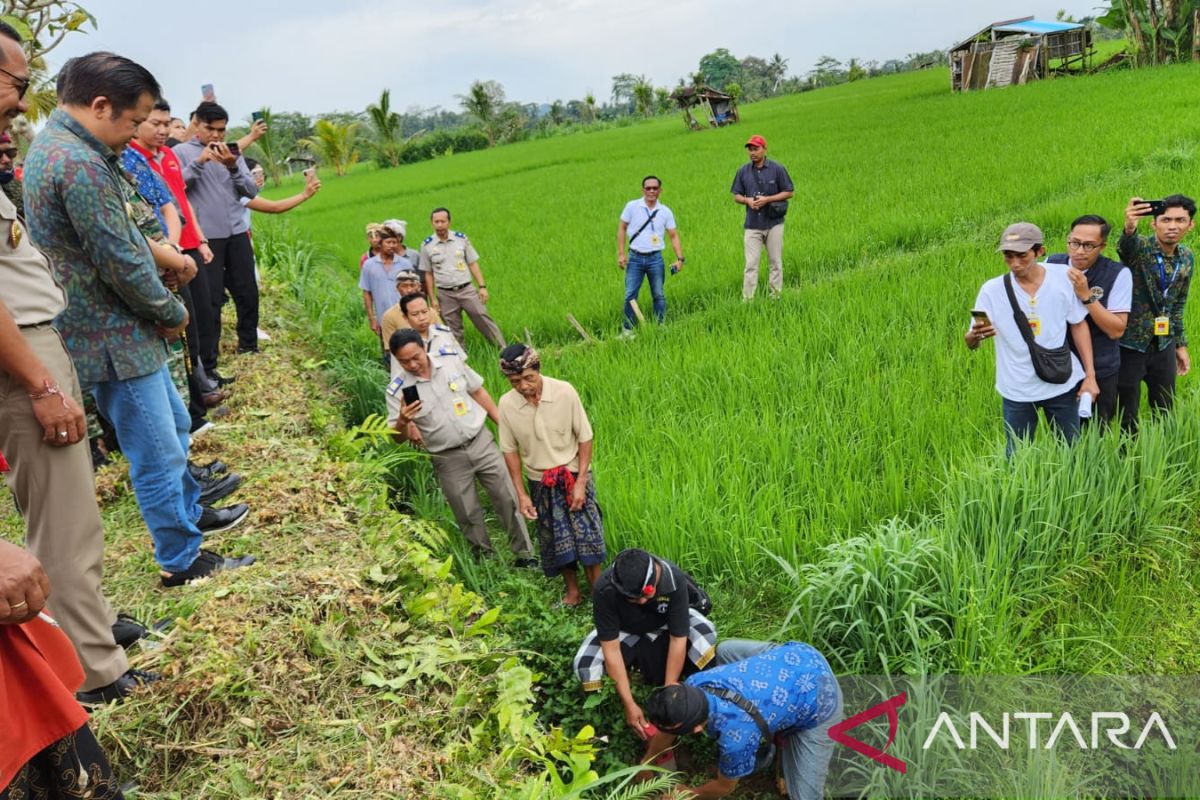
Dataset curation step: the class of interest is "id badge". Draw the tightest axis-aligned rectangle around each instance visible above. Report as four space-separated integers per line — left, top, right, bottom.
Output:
1154 316 1170 336
650 234 662 247
1029 317 1041 337
453 399 468 416
456 260 466 271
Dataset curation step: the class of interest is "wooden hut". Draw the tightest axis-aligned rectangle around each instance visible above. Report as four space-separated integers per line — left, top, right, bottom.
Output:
672 86 740 131
950 17 1092 92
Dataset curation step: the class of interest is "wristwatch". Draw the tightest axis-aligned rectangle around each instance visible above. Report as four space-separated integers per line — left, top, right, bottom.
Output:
1082 296 1098 305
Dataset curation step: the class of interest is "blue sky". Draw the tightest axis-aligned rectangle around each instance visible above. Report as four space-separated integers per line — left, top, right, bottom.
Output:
46 0 1100 122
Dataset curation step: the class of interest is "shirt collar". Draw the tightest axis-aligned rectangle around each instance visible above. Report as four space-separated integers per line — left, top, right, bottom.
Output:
514 377 555 408
52 109 119 164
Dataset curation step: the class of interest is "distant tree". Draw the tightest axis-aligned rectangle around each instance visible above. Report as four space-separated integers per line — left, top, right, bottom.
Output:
583 90 597 123
300 119 359 176
610 73 644 113
699 47 741 88
847 58 867 82
767 52 789 93
654 86 673 115
250 107 296 186
738 56 773 100
723 81 742 102
366 89 403 167
808 55 846 87
689 71 707 90
632 80 654 117
457 79 506 146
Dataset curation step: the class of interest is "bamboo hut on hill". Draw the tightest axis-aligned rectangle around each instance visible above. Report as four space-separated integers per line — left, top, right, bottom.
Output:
950 17 1092 92
672 86 739 131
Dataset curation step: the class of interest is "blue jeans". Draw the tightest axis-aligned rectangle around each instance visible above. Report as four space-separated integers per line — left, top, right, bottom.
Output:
623 251 666 328
1001 387 1080 458
92 365 204 572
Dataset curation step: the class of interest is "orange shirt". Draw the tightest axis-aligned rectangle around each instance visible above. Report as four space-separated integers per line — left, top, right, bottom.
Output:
0 615 89 791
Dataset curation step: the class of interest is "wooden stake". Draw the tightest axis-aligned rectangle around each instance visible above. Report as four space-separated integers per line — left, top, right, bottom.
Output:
566 314 595 342
524 327 533 346
629 299 646 325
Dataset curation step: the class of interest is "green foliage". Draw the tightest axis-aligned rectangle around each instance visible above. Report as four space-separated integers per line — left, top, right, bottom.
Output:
249 107 295 187
300 118 360 176
366 88 404 167
698 47 741 89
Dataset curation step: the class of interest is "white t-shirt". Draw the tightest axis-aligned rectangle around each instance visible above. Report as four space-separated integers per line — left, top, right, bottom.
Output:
973 263 1087 402
620 199 676 254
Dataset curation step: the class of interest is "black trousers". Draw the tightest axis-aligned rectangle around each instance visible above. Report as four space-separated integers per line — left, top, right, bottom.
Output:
1116 343 1176 434
187 247 219 375
176 280 207 427
1082 371 1120 428
0 723 123 799
205 233 258 365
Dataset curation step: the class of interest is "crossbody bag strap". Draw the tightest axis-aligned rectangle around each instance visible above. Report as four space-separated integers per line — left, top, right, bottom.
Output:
702 686 772 745
627 208 659 245
1003 273 1039 350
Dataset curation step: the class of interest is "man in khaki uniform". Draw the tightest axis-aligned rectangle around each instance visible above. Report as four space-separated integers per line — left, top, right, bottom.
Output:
386 329 534 563
0 26 131 699
379 270 426 349
418 207 506 349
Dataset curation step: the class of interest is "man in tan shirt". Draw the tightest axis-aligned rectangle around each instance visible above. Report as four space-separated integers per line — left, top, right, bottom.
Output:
497 343 606 607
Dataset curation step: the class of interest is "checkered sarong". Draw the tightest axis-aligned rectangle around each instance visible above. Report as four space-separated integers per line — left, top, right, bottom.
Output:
574 608 717 691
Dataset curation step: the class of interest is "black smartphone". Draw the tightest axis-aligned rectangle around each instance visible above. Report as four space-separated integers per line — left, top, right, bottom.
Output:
402 385 420 405
251 111 263 123
971 309 990 326
1137 199 1166 217
227 142 241 156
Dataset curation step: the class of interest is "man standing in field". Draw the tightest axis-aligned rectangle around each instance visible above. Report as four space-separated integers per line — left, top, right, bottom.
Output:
731 135 793 301
386 329 536 564
497 343 606 607
360 221 413 358
1115 195 1196 433
1044 215 1132 426
418 207 506 349
617 175 684 331
574 548 717 748
965 223 1099 455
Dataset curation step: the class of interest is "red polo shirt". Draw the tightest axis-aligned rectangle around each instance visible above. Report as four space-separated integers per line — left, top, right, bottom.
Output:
128 139 201 250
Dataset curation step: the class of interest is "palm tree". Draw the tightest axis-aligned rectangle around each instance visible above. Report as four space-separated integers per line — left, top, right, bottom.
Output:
251 107 294 187
583 91 596 123
457 80 504 147
366 89 402 167
767 52 789 93
299 119 359 176
632 80 654 117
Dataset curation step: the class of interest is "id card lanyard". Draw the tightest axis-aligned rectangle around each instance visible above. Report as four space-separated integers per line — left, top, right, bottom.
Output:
1154 253 1181 299
1027 293 1041 337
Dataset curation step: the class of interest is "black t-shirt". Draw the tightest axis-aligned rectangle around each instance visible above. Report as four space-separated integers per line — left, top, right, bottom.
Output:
592 557 692 640
730 159 794 231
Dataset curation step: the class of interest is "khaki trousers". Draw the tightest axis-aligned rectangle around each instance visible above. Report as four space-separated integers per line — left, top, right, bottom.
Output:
430 428 533 557
0 326 127 691
743 225 785 299
437 284 506 349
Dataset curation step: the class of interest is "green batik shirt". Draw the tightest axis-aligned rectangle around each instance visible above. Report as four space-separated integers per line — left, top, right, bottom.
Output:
23 110 186 384
1118 232 1193 353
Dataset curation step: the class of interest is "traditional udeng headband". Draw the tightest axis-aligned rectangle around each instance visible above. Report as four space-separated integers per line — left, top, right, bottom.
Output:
641 559 655 596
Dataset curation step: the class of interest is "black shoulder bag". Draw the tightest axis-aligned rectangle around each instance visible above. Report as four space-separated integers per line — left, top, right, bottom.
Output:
701 686 775 773
626 208 659 245
1003 273 1073 384
752 165 788 220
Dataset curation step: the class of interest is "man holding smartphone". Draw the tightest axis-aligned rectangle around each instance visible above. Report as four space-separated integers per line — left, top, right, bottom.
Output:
173 101 259 376
1115 195 1196 433
732 135 793 301
385 329 535 564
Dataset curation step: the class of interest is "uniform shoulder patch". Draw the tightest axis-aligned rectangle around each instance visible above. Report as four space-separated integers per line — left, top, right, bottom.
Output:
432 323 450 332
453 231 466 239
386 377 404 397
436 346 459 357
422 235 434 245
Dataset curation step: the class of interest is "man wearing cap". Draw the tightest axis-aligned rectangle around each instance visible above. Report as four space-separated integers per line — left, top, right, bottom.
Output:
380 269 440 351
1115 195 1196 434
360 221 416 357
731 135 794 301
419 207 506 349
386 329 536 564
642 639 843 800
966 222 1100 455
573 549 717 739
617 175 684 331
1044 215 1132 426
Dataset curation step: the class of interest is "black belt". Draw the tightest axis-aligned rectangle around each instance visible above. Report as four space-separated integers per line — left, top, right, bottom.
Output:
439 282 472 292
18 321 54 330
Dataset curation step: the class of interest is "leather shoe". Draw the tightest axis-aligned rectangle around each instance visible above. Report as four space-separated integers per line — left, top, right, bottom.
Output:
212 370 236 388
197 503 250 534
514 557 539 569
76 668 160 707
202 389 228 408
111 613 148 649
188 459 228 482
161 549 256 587
199 473 242 506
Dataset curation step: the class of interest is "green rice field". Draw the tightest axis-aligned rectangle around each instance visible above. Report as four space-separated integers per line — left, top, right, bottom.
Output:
264 59 1200 683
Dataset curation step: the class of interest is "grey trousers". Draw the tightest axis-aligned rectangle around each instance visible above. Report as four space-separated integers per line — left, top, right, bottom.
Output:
430 428 533 557
0 326 128 691
715 639 843 800
743 225 785 299
437 284 506 349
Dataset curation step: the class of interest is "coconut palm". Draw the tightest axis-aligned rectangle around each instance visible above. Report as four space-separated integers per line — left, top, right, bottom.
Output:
299 119 359 176
767 52 789 93
457 80 505 147
583 91 596 123
632 80 654 117
366 89 403 167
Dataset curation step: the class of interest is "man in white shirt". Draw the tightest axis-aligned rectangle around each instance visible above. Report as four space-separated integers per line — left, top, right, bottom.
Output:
966 222 1100 455
616 176 684 331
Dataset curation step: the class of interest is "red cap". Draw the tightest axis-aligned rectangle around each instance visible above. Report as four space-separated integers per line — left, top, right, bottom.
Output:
745 135 767 149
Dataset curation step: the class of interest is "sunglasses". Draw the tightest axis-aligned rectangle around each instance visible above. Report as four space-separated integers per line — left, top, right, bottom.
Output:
0 65 29 100
643 186 661 191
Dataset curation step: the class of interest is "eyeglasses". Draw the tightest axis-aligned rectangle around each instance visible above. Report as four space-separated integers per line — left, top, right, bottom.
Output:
643 186 661 191
1066 240 1103 252
0 65 30 100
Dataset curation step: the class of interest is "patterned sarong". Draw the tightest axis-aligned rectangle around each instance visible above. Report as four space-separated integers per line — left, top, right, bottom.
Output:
528 470 606 577
573 608 718 691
